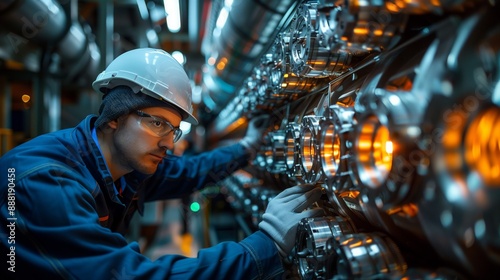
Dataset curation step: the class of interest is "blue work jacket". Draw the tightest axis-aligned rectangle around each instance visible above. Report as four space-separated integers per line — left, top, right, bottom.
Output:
0 115 283 279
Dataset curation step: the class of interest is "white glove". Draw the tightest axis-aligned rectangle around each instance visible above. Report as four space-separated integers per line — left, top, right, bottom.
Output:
240 114 269 156
259 184 325 257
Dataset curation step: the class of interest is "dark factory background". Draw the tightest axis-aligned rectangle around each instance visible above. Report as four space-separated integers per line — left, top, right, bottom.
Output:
1 0 499 279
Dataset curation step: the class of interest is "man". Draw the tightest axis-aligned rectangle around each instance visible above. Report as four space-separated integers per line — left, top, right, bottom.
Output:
0 48 323 279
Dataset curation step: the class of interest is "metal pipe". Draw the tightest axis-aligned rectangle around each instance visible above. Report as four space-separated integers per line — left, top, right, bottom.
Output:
0 0 101 86
203 0 299 111
0 0 67 45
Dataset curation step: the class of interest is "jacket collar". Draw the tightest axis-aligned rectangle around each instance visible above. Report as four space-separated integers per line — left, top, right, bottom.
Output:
74 115 121 204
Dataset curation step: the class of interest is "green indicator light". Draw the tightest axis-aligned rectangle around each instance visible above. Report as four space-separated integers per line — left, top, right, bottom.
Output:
190 202 201 212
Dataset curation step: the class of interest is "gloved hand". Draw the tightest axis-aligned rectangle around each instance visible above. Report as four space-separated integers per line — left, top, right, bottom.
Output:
240 114 269 156
259 184 324 257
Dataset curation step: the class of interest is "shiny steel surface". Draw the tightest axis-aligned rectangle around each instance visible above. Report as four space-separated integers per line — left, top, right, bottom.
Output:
300 115 323 183
289 2 353 77
319 105 355 193
267 130 288 173
205 0 500 278
295 216 357 279
285 122 304 179
329 232 407 279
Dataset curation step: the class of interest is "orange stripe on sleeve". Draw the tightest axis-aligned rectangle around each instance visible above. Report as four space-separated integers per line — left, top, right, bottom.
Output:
99 216 109 222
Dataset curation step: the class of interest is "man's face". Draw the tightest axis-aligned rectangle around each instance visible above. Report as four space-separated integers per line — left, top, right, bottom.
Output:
112 106 182 174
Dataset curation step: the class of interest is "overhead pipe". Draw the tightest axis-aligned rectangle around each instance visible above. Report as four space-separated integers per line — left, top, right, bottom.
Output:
0 0 101 86
57 20 101 86
0 0 68 45
202 0 299 113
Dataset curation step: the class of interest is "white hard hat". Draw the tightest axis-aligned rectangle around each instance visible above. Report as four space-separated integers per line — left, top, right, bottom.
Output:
92 48 198 125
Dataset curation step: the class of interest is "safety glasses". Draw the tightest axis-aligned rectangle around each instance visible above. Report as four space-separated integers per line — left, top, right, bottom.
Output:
135 110 182 142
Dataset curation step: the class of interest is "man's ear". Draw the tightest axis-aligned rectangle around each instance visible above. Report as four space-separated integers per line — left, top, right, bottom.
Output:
107 119 119 129
107 114 128 130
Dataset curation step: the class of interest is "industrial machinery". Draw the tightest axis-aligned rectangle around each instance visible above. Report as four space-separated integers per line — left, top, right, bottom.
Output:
201 0 500 279
1 0 498 278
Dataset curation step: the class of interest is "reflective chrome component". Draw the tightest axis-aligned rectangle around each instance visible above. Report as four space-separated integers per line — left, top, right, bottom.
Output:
329 232 407 279
223 171 281 228
202 0 299 113
259 56 286 107
211 1 500 278
289 2 353 77
0 0 100 84
269 34 291 94
300 115 323 183
255 131 272 170
320 105 355 193
351 91 427 210
463 107 500 185
262 133 274 171
295 216 357 280
285 122 304 179
419 101 500 278
347 28 434 210
0 0 67 45
266 130 287 174
319 0 409 52
317 3 341 49
334 190 366 222
415 7 500 278
269 33 322 101
281 74 324 100
352 113 393 189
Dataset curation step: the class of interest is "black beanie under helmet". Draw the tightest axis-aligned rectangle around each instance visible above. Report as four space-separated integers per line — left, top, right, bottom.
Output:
94 86 177 128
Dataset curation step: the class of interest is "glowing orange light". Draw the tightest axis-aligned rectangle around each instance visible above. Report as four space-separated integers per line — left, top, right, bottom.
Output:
385 141 393 154
285 135 296 170
430 0 441 7
464 107 500 186
356 116 393 188
385 2 399 12
349 241 364 248
21 94 31 103
386 203 418 217
302 129 315 171
216 61 226 70
339 190 360 199
353 27 368 35
373 125 393 172
442 110 467 173
321 124 342 177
